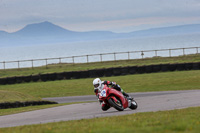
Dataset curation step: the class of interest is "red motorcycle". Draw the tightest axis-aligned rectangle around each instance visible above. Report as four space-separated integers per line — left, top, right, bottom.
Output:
98 85 138 111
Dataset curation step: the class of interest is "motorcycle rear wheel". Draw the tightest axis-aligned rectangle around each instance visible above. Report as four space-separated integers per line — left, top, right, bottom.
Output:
108 97 124 111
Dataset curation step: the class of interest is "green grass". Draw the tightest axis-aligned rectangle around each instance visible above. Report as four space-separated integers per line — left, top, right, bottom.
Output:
1 54 200 78
0 69 199 117
0 106 200 133
0 90 41 103
0 55 199 131
0 70 200 98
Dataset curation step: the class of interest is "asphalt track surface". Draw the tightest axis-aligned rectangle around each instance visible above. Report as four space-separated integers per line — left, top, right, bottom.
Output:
0 90 200 128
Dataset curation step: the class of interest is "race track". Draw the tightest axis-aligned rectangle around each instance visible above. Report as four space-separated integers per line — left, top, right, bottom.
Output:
0 90 200 128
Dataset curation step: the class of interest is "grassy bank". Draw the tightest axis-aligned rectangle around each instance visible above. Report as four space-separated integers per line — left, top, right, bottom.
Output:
0 70 200 98
1 106 200 132
0 70 199 117
0 55 199 132
0 54 200 78
0 90 41 103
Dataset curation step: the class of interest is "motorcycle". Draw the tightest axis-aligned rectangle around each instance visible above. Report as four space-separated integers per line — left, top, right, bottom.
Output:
98 85 138 111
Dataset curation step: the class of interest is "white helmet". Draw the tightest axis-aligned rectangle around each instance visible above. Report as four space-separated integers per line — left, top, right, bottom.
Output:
93 78 102 90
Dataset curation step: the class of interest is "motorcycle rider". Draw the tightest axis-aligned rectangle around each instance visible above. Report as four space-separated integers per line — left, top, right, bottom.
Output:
93 78 130 111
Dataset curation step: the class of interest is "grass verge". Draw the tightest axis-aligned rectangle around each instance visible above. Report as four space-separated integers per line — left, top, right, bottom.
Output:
0 106 200 132
0 70 200 98
0 90 41 103
0 54 200 78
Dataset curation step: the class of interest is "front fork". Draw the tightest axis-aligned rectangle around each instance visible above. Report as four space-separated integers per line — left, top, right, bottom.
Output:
128 99 132 107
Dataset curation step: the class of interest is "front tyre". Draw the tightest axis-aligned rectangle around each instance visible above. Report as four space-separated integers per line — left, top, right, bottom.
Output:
129 100 138 110
108 97 124 111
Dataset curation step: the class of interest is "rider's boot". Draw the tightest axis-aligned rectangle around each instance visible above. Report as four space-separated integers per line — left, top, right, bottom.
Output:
121 88 132 100
123 92 133 100
122 91 129 97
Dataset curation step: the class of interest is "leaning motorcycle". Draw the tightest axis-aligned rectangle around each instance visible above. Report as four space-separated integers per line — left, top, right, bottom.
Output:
98 85 138 111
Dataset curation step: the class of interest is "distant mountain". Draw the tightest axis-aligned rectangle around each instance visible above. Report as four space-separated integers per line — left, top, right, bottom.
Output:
1 21 200 46
128 24 200 37
13 21 77 36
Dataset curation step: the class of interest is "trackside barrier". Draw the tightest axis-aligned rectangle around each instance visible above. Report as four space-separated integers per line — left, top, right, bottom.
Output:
0 62 200 85
0 46 200 69
0 101 58 109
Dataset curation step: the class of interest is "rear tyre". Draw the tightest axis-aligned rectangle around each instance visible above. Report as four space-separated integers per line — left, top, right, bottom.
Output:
108 97 124 111
129 100 138 110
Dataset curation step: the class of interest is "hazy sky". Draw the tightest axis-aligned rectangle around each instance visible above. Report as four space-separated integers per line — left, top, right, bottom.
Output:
1 0 200 33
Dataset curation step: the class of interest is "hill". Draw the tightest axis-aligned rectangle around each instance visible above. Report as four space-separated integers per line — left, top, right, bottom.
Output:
128 24 200 37
13 21 76 36
1 21 200 46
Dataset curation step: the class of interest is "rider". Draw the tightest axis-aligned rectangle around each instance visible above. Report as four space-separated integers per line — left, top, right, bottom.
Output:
93 78 130 111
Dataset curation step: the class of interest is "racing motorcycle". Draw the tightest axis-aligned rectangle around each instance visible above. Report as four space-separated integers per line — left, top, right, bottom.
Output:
98 85 138 111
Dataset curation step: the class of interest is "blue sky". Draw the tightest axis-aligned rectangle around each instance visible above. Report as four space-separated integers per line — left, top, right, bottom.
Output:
1 0 200 33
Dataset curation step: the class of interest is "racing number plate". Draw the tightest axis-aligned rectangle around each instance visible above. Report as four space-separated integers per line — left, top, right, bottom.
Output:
100 89 106 97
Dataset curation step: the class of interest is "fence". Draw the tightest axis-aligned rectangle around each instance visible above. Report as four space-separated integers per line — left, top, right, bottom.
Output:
0 46 199 70
1 62 200 85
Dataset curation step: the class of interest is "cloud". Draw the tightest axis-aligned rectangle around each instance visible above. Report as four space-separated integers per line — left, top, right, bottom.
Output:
0 0 200 32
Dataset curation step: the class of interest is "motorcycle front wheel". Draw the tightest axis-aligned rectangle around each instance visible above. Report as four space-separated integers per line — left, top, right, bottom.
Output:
108 97 124 111
129 100 138 110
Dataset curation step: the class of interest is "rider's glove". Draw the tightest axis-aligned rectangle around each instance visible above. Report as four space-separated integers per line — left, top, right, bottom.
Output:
112 82 116 86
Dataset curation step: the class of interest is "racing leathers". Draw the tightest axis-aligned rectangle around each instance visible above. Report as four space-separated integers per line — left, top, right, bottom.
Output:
94 80 129 97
